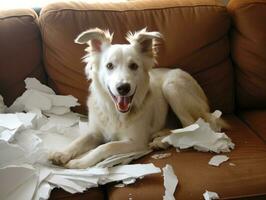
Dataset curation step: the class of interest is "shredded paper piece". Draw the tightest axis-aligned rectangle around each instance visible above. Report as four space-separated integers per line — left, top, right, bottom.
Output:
151 153 172 159
162 116 234 153
163 164 178 200
208 155 229 167
229 163 236 166
0 78 234 200
203 190 220 200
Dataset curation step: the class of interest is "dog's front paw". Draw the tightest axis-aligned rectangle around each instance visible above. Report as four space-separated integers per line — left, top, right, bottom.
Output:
49 151 72 166
65 159 93 169
149 137 170 150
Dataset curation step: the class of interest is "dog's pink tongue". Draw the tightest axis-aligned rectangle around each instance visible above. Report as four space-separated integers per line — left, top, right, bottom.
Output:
117 96 130 112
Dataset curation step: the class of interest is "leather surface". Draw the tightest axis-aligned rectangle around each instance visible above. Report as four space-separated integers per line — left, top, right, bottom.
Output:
108 115 266 199
239 110 266 142
49 187 105 200
39 0 234 114
228 0 266 109
0 8 47 106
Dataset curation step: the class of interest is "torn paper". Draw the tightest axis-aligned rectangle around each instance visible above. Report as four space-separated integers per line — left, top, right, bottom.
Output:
151 152 171 159
39 112 80 134
208 155 229 166
95 150 152 168
0 112 37 142
0 165 38 200
162 117 234 153
25 78 55 94
203 190 219 200
0 140 26 167
8 78 79 114
163 164 178 200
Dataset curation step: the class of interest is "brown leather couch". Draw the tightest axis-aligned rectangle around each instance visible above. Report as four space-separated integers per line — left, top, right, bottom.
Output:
0 0 266 199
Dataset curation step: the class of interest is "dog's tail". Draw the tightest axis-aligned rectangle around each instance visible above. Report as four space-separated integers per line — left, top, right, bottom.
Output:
203 112 230 132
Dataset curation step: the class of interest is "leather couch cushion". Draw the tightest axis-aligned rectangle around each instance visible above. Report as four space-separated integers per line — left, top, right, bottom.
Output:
39 0 234 114
239 110 266 142
0 8 46 106
228 0 266 109
107 115 266 199
49 187 104 200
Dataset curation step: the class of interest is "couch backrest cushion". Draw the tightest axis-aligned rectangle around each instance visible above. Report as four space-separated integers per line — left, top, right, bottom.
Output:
0 8 46 106
228 0 266 110
39 0 234 114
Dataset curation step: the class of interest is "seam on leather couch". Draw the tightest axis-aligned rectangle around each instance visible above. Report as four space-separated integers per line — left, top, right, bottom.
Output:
0 9 38 19
237 114 266 144
40 5 226 18
228 2 266 12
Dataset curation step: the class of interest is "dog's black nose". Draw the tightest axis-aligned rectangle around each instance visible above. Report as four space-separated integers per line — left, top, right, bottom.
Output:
117 83 131 96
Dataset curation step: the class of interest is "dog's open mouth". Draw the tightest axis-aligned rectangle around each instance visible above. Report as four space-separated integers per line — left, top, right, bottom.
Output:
108 87 135 113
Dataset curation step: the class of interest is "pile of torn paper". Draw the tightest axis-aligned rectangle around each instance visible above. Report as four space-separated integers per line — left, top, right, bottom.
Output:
0 78 234 200
0 79 160 200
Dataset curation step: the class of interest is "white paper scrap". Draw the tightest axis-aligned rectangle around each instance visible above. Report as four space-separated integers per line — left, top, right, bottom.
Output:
8 78 79 113
44 106 70 115
0 113 23 129
25 78 55 94
10 90 53 112
203 190 219 200
40 113 80 133
0 140 26 167
33 182 54 200
0 165 38 200
114 183 125 188
212 110 222 118
109 163 161 178
208 155 229 167
95 150 152 168
0 128 19 142
122 178 136 185
162 118 234 153
163 164 178 200
151 153 172 159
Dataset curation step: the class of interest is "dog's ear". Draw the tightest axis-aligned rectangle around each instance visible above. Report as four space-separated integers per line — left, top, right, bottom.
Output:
75 28 113 52
126 28 163 57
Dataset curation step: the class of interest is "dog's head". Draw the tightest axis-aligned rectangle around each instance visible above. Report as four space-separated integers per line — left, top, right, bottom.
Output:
75 28 162 114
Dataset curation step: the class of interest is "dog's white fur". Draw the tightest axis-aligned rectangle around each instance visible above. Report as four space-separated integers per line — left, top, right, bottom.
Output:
49 28 225 169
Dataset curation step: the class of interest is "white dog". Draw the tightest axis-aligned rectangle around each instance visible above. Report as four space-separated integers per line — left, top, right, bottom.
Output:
49 28 225 169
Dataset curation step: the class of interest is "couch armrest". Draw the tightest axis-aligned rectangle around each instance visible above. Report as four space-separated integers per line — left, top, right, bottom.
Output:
227 0 266 110
0 8 47 106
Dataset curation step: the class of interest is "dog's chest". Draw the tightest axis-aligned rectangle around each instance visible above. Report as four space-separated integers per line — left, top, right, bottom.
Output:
99 115 131 142
91 103 131 141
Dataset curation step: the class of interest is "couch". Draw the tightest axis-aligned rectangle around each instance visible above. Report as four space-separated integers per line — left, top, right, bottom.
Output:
0 0 266 199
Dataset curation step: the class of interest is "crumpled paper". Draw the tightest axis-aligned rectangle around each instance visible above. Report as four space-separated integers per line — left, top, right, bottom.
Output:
203 190 220 200
162 116 234 153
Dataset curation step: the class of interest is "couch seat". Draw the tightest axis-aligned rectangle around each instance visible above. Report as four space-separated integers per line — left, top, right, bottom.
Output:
239 110 266 142
107 115 266 200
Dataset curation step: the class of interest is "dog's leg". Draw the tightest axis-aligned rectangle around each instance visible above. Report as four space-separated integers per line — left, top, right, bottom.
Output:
65 140 145 169
162 69 225 131
149 129 172 150
49 132 102 166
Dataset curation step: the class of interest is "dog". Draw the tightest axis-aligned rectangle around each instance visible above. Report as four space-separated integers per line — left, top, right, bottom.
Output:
49 28 225 169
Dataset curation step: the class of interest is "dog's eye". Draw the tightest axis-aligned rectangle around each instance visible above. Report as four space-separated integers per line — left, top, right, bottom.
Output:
106 63 114 70
129 63 138 71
